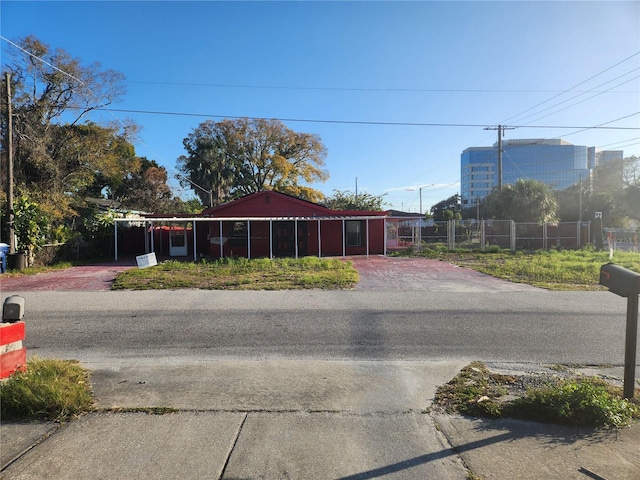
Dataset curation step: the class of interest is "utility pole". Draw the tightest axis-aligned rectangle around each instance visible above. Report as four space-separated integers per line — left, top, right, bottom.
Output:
578 174 583 223
5 72 15 254
484 125 515 192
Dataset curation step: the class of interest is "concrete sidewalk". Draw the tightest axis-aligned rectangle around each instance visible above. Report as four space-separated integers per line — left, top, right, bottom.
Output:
2 360 639 479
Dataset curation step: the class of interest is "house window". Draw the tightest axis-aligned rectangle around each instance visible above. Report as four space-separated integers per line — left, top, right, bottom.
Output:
229 221 248 248
232 221 247 237
346 221 363 247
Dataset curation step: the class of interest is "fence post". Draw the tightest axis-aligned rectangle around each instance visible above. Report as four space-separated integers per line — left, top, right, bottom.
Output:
510 220 516 252
447 220 455 250
481 220 486 251
543 223 547 250
577 222 581 248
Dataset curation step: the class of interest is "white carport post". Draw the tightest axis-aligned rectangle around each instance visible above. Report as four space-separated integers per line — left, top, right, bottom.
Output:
247 220 251 259
294 219 299 259
193 220 197 262
384 218 387 256
219 220 223 258
114 220 118 261
150 221 155 253
144 221 149 253
269 220 273 259
366 218 370 258
317 219 321 257
342 219 346 257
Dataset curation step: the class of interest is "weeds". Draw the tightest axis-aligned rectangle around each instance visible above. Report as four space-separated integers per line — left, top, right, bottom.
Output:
435 362 640 428
0 357 94 421
434 362 515 418
394 247 640 290
112 256 359 290
508 378 640 428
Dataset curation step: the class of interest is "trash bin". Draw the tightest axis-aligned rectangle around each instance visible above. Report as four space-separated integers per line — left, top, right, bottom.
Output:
0 243 8 273
7 252 27 271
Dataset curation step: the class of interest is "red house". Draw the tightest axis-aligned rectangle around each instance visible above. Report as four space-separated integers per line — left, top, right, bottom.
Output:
201 191 387 258
115 191 388 261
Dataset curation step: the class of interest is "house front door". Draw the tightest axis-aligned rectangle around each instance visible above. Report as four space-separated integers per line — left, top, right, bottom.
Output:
273 221 307 257
169 225 188 256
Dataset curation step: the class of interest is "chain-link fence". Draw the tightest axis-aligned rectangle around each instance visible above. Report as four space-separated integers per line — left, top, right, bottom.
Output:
605 229 640 253
395 220 593 251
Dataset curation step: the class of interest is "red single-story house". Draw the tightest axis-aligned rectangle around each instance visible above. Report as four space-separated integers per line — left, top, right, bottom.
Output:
114 191 388 261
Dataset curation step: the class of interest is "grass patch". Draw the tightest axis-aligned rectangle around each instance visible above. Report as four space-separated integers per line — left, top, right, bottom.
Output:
393 247 640 290
112 257 359 290
509 378 640 428
0 357 94 422
435 362 640 428
2 262 74 277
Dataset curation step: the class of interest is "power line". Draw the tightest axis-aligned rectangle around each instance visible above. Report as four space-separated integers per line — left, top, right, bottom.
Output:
127 80 638 95
597 137 640 149
519 74 639 126
499 51 640 125
95 108 640 130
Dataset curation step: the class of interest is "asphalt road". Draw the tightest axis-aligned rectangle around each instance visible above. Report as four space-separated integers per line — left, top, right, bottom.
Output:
7 289 633 366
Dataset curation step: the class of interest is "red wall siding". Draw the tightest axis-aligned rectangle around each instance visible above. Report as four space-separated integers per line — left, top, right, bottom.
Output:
205 218 386 258
199 192 387 258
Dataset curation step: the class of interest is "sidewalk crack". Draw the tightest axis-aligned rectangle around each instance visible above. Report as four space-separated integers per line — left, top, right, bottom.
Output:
218 412 248 480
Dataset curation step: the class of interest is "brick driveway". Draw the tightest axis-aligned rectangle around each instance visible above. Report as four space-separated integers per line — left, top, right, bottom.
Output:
0 262 135 292
0 256 536 292
349 256 537 292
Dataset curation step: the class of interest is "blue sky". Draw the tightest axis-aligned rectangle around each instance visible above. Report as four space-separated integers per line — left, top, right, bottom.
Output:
2 1 639 212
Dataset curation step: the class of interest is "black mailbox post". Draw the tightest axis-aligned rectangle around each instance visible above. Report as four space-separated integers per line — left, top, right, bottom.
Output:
599 263 640 399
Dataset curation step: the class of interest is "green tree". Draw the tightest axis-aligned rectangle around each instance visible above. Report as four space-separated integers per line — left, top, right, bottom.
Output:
178 118 328 205
170 197 204 214
13 195 48 266
1 36 133 221
620 156 640 223
322 190 386 211
111 158 175 213
430 194 461 221
483 179 558 223
81 209 117 258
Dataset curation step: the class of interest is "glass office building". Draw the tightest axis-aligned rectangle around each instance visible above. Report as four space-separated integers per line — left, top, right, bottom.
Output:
460 138 623 206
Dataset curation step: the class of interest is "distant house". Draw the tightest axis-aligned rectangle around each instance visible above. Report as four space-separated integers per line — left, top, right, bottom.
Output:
115 191 388 260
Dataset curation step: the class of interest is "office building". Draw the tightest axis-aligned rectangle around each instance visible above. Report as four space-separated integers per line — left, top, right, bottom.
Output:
460 138 623 206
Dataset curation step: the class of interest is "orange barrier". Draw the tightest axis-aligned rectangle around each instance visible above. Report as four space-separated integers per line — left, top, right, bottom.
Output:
0 321 26 379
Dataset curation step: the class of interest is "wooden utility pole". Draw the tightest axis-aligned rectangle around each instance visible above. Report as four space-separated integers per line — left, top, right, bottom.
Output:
5 72 15 254
484 125 515 192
